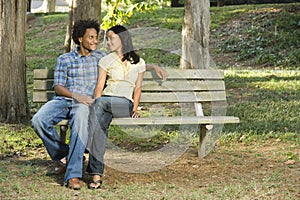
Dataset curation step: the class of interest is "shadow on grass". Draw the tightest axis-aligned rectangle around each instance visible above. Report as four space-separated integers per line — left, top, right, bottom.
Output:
0 156 65 185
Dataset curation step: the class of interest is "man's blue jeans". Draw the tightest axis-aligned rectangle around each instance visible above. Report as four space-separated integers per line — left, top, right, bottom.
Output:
31 96 89 183
86 96 133 176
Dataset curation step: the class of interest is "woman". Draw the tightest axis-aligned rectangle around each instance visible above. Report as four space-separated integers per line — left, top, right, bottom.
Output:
86 25 145 189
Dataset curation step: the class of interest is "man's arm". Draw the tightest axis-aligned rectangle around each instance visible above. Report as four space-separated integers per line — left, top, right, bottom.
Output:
145 64 168 81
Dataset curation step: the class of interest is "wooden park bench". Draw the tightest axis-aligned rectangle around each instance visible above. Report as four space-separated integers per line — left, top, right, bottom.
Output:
33 68 240 157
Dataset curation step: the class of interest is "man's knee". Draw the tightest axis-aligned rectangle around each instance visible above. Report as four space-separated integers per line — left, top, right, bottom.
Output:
76 104 90 117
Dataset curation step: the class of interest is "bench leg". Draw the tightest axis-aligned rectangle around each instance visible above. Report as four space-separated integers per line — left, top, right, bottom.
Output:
198 125 207 158
60 125 68 143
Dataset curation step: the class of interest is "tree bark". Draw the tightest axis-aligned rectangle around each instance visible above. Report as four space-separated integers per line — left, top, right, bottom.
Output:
180 0 210 69
0 1 29 123
42 0 56 13
64 0 102 52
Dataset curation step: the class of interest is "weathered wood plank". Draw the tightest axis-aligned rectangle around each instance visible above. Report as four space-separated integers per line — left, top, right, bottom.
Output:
33 91 227 103
140 91 226 102
33 69 224 80
142 80 225 91
33 92 54 102
33 69 54 79
34 79 225 91
143 69 224 80
33 80 54 90
55 116 240 126
111 116 240 125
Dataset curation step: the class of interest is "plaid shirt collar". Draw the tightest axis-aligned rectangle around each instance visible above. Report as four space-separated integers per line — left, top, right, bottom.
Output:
73 46 99 59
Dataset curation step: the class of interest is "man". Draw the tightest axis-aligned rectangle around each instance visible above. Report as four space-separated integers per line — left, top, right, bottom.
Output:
31 19 167 190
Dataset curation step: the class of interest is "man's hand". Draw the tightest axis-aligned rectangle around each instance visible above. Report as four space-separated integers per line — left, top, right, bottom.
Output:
73 93 95 106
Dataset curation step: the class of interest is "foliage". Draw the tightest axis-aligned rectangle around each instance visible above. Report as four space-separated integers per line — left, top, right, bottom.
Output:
127 7 183 30
213 3 300 68
101 0 159 30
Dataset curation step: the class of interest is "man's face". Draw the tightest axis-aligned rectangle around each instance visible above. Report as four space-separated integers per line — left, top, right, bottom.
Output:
79 28 99 53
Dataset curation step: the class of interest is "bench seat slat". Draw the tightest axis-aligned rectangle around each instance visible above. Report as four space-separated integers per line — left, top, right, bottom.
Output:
56 116 240 126
111 116 240 125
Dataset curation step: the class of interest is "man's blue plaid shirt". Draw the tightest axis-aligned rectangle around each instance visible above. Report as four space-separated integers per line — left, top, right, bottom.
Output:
53 47 107 97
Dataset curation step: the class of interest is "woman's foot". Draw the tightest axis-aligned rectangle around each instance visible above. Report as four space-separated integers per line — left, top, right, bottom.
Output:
88 175 102 189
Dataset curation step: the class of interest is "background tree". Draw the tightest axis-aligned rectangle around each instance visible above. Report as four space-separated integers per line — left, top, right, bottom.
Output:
180 0 210 69
217 0 225 7
27 0 32 12
64 0 102 52
0 1 29 123
40 0 56 13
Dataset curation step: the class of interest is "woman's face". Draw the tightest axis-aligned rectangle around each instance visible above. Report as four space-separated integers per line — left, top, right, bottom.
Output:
106 30 122 53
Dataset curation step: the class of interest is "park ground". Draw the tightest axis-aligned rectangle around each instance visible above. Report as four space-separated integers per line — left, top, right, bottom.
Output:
1 122 299 199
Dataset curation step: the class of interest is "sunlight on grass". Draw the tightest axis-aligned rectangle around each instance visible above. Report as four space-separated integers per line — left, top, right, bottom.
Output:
223 69 300 141
248 7 282 14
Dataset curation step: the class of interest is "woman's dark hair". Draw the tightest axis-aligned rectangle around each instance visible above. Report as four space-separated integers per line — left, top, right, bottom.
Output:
72 19 100 45
107 25 140 64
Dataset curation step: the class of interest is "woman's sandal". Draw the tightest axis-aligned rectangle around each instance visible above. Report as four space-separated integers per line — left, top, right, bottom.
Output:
88 179 102 189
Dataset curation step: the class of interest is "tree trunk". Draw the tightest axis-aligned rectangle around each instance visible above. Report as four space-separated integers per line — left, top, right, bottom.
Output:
0 1 29 123
180 0 210 69
217 0 225 7
27 0 32 12
42 0 56 13
64 0 102 52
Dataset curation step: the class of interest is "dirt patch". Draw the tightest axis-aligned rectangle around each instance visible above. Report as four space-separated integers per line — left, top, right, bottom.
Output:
102 141 299 187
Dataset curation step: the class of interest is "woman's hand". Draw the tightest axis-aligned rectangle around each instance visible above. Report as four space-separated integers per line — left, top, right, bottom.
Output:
131 110 140 118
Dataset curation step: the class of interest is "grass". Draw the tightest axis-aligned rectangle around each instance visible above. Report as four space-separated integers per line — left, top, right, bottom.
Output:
223 70 300 135
1 3 300 199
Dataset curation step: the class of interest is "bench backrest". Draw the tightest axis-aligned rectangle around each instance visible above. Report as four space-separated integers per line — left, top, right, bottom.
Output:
33 69 227 105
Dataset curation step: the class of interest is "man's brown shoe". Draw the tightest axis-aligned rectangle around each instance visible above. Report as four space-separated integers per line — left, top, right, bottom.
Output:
67 178 84 190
